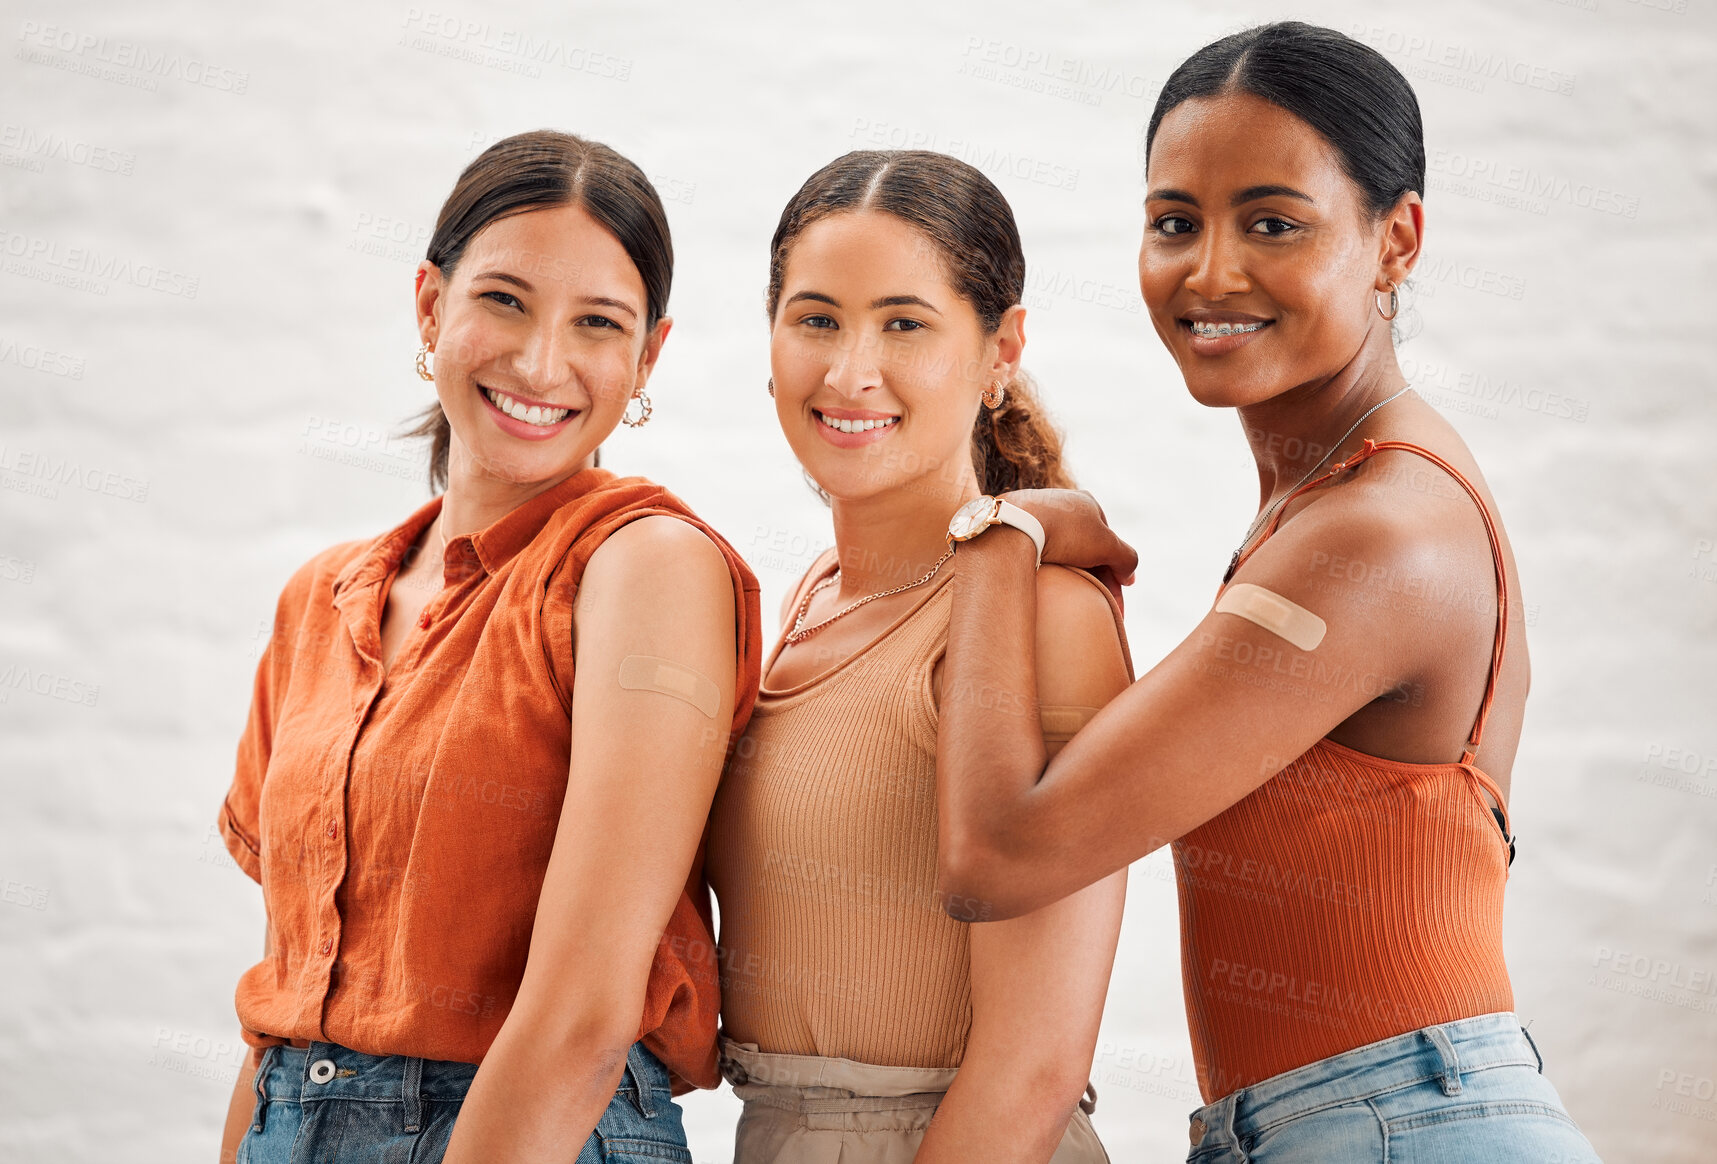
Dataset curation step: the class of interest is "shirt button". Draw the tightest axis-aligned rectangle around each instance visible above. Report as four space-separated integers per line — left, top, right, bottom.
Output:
320 937 332 955
326 820 338 839
309 1058 337 1085
418 611 432 629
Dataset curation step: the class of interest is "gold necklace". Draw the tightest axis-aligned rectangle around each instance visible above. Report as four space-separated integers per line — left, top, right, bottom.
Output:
783 546 955 645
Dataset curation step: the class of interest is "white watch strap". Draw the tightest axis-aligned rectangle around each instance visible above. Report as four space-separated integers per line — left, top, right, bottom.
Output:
993 499 1045 568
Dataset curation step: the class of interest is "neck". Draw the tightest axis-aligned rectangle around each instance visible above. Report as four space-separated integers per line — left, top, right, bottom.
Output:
826 466 982 599
1237 343 1408 512
438 443 597 541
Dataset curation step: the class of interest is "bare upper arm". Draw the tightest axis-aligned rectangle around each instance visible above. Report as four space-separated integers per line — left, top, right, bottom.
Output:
1031 565 1133 754
987 487 1483 912
507 515 737 1039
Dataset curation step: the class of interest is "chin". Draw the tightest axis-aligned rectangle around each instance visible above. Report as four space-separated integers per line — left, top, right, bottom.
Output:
461 435 587 487
1179 365 1291 411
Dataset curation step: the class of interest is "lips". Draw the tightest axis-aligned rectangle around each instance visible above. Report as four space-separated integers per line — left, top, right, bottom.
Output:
477 382 580 439
812 407 900 448
1179 313 1274 355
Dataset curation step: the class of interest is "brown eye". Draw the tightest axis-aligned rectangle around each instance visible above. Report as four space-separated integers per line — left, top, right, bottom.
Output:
1153 215 1195 236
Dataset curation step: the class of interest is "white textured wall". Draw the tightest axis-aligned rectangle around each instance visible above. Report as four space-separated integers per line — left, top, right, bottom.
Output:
1 0 1713 1160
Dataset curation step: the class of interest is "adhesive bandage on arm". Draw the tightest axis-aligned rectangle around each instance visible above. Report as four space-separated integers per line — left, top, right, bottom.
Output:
1214 583 1328 651
618 654 721 718
1039 705 1100 745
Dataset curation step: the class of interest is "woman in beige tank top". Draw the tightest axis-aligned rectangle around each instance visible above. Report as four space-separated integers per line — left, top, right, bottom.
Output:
705 150 1133 1163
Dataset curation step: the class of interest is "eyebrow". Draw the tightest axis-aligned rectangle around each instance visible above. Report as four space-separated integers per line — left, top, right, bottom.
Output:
783 290 942 315
580 295 638 320
1145 184 1316 208
471 271 639 319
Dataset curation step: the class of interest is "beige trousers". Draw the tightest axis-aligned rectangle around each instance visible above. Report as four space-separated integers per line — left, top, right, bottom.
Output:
719 1037 1111 1164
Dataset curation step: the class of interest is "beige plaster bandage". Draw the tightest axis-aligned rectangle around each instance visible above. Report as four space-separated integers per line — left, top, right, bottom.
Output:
1039 705 1099 745
1215 583 1328 651
618 654 721 718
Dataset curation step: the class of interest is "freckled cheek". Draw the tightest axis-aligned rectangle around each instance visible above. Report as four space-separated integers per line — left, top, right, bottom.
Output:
433 319 503 374
578 348 639 408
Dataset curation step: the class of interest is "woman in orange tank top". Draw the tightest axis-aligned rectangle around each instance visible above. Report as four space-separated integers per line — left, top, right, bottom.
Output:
928 23 1603 1164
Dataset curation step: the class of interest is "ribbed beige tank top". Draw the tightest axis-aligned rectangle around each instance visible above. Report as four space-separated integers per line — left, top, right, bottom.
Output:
707 549 1125 1069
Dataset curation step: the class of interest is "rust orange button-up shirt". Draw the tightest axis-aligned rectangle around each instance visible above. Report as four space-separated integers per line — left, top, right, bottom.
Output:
218 467 761 1092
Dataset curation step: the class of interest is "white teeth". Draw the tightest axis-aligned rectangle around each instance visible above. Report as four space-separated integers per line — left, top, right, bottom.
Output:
818 411 898 435
483 387 571 426
1189 320 1266 338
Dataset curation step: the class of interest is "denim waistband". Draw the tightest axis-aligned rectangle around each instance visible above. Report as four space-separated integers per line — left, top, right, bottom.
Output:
251 1039 671 1134
1192 1012 1541 1143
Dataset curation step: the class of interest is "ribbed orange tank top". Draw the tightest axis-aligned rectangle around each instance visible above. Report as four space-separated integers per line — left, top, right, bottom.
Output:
1177 439 1517 1102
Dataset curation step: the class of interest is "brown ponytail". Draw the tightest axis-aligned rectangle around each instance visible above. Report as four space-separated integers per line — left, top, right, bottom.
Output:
972 370 1074 494
770 150 1072 497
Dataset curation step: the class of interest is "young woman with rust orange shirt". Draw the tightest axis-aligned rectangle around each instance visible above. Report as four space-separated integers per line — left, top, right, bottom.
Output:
217 131 760 1163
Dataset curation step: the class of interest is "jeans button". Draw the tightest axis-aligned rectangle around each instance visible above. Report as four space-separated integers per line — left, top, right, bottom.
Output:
1189 1115 1207 1145
309 1058 336 1084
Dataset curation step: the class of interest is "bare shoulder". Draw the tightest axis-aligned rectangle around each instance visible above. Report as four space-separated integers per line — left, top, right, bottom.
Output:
1033 564 1122 638
582 515 732 610
1032 564 1131 702
1238 449 1497 672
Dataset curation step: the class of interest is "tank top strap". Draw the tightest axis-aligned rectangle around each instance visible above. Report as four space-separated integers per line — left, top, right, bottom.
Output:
1231 438 1509 765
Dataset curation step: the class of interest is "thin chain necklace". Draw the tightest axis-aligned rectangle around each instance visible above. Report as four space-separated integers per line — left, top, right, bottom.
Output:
784 546 955 645
1224 384 1413 583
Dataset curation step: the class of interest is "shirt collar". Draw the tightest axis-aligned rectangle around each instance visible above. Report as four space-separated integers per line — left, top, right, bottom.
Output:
330 466 610 601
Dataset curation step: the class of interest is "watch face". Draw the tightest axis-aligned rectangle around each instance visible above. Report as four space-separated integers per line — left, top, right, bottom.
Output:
948 496 998 540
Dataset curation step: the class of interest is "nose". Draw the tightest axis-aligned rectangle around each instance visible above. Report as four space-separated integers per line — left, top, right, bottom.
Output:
513 322 575 397
825 330 884 400
1183 225 1250 301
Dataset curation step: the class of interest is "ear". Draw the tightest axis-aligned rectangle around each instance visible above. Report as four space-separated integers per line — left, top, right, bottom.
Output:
990 303 1027 387
633 315 673 392
1377 191 1424 293
415 261 444 348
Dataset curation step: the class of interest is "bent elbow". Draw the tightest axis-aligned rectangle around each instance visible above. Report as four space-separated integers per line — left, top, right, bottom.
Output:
935 834 1031 923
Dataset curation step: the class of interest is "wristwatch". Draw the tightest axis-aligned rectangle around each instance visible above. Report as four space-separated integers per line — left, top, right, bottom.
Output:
947 495 1045 567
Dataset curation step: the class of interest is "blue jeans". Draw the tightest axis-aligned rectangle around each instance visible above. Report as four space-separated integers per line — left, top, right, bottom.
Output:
237 1039 692 1163
1186 1013 1602 1162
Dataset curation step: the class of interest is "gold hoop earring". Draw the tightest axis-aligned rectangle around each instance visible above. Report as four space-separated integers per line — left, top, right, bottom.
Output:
767 377 775 398
982 380 1005 410
415 343 434 381
622 387 653 428
1376 280 1400 322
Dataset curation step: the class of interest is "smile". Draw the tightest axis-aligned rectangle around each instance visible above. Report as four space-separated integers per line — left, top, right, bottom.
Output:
482 385 573 427
1187 320 1269 338
816 410 899 434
